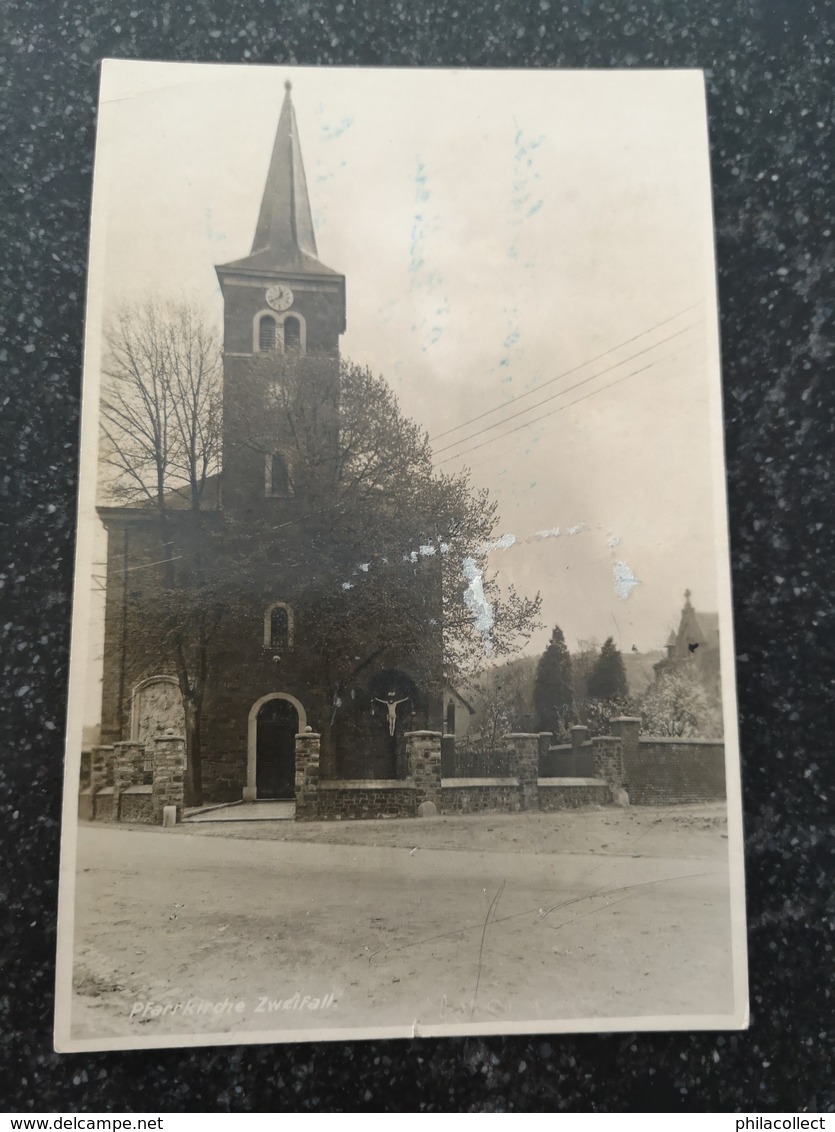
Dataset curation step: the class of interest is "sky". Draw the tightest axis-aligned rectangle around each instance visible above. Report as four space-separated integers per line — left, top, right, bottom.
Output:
77 62 732 726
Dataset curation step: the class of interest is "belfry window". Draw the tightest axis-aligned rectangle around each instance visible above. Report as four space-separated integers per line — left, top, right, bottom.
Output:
259 315 277 352
283 315 301 352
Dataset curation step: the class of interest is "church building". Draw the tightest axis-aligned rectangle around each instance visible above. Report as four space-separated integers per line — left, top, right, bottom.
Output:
653 589 721 696
97 82 443 807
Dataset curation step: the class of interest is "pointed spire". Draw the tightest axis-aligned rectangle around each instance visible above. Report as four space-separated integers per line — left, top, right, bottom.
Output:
250 81 318 263
219 81 339 277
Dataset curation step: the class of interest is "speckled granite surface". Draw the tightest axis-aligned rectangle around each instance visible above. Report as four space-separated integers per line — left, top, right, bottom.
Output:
1 0 832 1113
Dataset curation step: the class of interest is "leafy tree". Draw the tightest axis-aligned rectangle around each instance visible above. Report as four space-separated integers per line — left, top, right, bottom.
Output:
241 352 543 769
581 696 634 738
640 668 722 738
533 624 573 734
571 637 601 708
587 636 628 702
469 658 537 742
100 311 542 792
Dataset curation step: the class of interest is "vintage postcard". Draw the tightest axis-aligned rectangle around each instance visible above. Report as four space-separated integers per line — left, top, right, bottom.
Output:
55 61 747 1051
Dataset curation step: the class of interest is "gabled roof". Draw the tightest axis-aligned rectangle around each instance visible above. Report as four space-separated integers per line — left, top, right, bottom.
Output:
692 611 720 645
97 474 222 520
218 82 340 279
445 684 477 715
671 591 720 653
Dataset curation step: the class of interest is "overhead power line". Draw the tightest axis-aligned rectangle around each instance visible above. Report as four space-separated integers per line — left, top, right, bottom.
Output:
430 301 704 447
433 316 703 458
438 345 693 467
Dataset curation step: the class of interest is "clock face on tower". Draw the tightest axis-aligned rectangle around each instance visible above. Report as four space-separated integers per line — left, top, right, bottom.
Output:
265 284 294 312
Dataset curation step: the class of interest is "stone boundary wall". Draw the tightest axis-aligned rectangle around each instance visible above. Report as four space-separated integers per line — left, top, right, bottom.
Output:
80 721 726 824
440 778 521 815
78 744 113 822
623 737 726 805
538 778 612 810
92 787 114 822
540 727 596 778
119 785 154 823
316 779 416 821
79 735 185 824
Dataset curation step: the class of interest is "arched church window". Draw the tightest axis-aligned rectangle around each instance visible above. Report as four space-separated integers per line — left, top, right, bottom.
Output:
283 315 301 352
270 606 289 650
259 314 277 352
269 453 290 496
263 602 294 649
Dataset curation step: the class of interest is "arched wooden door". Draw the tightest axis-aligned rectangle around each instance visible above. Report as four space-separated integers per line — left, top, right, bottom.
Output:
255 698 298 799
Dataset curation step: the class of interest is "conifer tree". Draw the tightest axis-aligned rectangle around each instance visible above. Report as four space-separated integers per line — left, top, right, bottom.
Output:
587 636 628 702
533 624 573 734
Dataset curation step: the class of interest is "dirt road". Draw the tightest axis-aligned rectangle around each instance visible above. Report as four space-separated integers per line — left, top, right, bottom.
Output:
68 806 736 1044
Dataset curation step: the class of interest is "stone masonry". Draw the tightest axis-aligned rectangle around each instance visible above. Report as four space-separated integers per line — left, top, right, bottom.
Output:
591 735 624 796
112 740 145 820
610 717 640 768
294 731 321 821
151 734 186 823
507 733 539 810
406 730 443 809
91 745 114 792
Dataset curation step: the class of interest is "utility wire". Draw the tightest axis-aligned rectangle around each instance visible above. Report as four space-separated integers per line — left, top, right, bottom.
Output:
429 301 703 444
433 318 702 458
438 347 689 467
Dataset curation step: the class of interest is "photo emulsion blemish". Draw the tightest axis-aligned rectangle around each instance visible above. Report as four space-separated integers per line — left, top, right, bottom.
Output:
55 63 748 1051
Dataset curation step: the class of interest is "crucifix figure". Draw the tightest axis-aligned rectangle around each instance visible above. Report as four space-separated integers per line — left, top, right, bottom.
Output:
374 691 409 737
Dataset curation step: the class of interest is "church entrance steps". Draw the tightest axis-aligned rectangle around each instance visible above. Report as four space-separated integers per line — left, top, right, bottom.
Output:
183 800 296 823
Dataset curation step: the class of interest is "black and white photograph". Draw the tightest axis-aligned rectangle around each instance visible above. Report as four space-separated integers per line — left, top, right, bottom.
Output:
55 61 747 1052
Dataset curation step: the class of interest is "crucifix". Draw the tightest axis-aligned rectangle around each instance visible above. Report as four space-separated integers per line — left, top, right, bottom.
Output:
374 691 409 737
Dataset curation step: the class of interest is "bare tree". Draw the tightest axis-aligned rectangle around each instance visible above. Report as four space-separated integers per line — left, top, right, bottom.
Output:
100 299 223 804
101 300 221 510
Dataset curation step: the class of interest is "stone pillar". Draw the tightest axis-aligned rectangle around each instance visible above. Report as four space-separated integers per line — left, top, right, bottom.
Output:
295 731 320 821
592 736 624 791
78 749 97 821
407 731 442 810
113 740 145 822
90 745 114 792
610 717 640 774
79 749 92 792
538 732 552 763
507 733 539 811
440 733 456 778
570 726 589 754
152 734 186 824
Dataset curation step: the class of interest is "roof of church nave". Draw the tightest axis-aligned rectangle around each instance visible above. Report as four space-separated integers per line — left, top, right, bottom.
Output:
97 473 222 519
218 81 341 279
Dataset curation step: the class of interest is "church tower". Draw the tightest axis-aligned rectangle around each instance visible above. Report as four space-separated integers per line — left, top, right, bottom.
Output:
215 81 346 512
